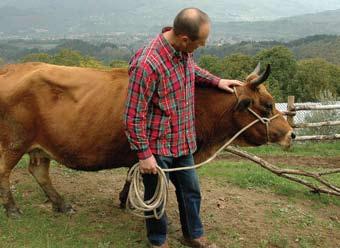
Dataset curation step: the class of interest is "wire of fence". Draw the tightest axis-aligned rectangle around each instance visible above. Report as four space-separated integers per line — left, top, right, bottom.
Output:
276 101 340 136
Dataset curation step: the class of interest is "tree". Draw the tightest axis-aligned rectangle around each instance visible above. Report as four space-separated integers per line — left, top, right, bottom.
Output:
293 59 338 101
0 57 4 67
254 46 298 101
198 55 223 76
198 53 282 99
53 49 106 69
20 49 106 69
21 53 52 63
220 53 256 80
329 63 340 100
199 54 256 80
79 56 106 69
52 49 84 66
110 60 128 68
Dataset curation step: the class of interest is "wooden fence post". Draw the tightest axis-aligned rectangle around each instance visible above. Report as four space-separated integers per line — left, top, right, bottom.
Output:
287 96 295 127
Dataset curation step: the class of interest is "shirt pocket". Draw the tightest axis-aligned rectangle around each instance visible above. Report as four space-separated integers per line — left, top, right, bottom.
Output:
158 66 185 113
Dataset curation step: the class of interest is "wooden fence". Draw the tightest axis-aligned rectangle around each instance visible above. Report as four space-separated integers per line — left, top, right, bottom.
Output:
284 96 340 141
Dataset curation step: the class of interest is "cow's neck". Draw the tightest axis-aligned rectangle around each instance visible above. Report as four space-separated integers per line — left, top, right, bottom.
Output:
194 87 239 162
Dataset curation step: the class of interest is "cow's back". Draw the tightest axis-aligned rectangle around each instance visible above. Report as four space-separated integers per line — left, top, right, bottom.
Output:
0 63 137 170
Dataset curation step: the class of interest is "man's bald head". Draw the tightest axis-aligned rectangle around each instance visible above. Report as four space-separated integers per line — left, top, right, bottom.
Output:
173 8 210 41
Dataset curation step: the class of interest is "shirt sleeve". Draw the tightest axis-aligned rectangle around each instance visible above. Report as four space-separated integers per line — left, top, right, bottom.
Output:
123 61 157 160
194 61 221 87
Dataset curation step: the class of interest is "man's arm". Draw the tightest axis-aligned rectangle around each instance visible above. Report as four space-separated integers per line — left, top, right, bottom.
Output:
124 61 159 174
194 62 242 92
124 62 156 160
194 62 220 87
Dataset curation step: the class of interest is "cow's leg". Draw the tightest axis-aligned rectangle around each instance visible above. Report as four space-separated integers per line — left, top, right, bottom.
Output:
0 150 23 218
28 150 74 214
119 177 131 209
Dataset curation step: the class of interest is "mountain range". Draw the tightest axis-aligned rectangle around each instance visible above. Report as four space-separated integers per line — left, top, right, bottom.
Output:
0 0 340 41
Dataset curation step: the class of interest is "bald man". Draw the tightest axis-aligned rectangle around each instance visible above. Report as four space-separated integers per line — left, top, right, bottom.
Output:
124 8 241 248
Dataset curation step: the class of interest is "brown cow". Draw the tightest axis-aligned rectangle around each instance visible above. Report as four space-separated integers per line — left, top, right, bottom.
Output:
0 62 294 217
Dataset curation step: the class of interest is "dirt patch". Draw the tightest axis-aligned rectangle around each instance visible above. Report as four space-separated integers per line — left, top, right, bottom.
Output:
8 164 340 248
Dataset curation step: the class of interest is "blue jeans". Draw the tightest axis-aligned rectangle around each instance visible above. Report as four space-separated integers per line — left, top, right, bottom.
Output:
143 154 203 246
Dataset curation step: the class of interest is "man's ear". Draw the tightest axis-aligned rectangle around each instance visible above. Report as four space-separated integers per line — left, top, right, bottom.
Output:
180 34 189 41
234 97 252 112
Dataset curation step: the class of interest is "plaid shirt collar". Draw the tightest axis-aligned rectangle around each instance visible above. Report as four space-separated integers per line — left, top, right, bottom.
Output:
160 27 188 62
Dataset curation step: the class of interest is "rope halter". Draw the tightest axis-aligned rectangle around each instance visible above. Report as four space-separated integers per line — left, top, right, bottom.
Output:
233 86 280 143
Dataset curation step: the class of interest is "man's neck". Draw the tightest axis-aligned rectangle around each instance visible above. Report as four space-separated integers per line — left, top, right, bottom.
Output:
163 29 182 52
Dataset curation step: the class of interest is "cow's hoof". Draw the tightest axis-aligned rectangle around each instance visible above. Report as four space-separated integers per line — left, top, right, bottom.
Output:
6 207 23 218
119 201 126 209
52 203 76 214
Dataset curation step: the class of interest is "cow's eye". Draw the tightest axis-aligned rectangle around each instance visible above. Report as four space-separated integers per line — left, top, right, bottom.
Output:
262 102 273 117
265 102 273 111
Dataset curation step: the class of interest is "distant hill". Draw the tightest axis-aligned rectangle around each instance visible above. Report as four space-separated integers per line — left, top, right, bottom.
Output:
1 0 340 40
0 39 131 64
2 35 340 65
288 35 340 64
212 9 340 41
197 35 340 65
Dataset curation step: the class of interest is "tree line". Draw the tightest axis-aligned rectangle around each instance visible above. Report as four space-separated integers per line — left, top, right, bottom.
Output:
198 46 340 102
20 49 128 70
0 43 339 102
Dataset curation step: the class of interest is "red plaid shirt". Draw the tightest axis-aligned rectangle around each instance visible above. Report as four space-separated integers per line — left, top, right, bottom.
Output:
124 28 221 159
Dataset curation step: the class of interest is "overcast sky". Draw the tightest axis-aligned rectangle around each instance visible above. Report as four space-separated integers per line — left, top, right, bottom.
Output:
1 0 340 21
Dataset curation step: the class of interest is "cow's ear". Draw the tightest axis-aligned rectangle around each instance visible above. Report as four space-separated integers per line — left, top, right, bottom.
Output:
234 98 252 112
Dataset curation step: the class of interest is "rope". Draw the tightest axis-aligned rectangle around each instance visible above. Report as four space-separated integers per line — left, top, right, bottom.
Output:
126 88 280 219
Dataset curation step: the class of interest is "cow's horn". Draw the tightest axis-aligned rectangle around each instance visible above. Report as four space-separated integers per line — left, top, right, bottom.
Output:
250 64 271 87
251 62 261 75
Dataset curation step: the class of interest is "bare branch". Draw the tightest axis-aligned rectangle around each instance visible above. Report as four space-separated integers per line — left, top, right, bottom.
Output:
224 146 340 196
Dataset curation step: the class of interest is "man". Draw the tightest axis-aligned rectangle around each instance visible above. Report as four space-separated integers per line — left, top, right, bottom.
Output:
124 7 242 248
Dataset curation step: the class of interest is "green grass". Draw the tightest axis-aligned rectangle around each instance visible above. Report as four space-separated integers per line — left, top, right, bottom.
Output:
0 212 144 248
0 183 147 248
16 155 61 169
243 140 340 157
16 155 30 168
197 140 340 248
1 141 339 247
198 160 340 206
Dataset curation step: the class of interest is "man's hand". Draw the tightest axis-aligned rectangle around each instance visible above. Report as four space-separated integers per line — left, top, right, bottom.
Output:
139 155 158 174
218 79 243 93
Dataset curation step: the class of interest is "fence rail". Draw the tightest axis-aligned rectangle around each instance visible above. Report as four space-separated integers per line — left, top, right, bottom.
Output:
294 134 340 141
293 104 340 111
292 120 340 129
284 96 340 142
